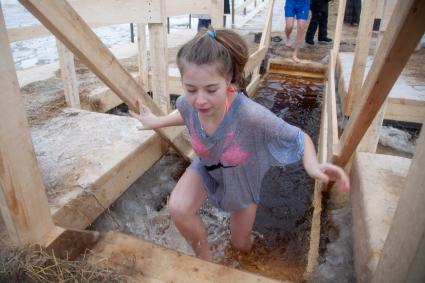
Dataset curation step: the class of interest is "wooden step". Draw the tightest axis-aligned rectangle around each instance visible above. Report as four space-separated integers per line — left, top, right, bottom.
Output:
31 108 180 230
350 152 411 282
88 231 285 283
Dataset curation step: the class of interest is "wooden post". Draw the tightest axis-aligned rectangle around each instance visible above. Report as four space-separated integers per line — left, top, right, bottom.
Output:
137 23 150 90
148 0 170 113
333 0 425 167
376 0 398 52
56 39 80 108
17 0 193 161
345 0 379 115
211 0 224 28
356 103 386 153
372 120 425 283
332 0 347 68
0 7 55 245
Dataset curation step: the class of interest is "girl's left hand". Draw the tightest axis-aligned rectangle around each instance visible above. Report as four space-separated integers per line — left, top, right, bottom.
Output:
308 163 350 192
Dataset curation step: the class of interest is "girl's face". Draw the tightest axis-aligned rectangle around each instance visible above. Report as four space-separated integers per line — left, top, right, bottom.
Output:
181 63 229 118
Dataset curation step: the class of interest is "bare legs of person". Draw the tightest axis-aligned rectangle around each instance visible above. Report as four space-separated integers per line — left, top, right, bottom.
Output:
284 17 294 48
169 169 258 260
169 169 211 260
293 19 307 63
230 203 257 252
285 17 307 63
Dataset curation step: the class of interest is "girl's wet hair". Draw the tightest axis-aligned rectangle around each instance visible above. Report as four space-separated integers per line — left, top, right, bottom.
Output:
176 28 249 91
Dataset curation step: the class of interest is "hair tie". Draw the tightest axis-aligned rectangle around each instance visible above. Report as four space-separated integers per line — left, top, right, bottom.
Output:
207 29 217 39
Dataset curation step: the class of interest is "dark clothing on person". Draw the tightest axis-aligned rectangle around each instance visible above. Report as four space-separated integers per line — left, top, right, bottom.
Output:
305 0 330 42
344 0 361 25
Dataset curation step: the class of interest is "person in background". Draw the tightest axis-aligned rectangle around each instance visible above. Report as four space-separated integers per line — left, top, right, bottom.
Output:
284 0 311 63
305 0 332 45
344 0 361 26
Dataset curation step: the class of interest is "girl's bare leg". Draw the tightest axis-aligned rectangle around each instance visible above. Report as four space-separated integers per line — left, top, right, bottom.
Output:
293 19 307 63
230 203 258 252
168 169 211 260
285 17 294 47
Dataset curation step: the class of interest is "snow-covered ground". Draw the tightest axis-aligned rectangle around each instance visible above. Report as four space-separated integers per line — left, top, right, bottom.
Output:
1 0 252 70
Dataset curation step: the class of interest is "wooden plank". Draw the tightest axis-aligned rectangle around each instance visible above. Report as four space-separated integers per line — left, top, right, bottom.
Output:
89 231 284 283
357 103 386 153
244 46 267 74
18 0 193 161
327 52 338 161
0 8 55 245
165 0 211 17
67 0 162 25
376 0 398 53
305 81 328 278
53 131 167 229
345 0 380 115
252 0 274 75
148 0 170 114
372 122 425 283
56 39 80 108
332 0 347 66
333 0 425 167
246 74 261 97
137 23 150 90
211 0 225 29
37 226 100 259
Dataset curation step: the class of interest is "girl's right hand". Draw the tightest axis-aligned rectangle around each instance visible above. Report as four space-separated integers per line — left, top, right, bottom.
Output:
129 99 158 130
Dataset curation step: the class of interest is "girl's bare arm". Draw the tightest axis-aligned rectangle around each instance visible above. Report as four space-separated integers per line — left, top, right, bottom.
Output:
129 99 185 130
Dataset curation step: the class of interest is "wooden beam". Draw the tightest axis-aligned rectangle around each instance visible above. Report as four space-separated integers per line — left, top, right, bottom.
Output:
67 0 162 25
327 52 339 161
333 0 425 167
18 0 193 161
246 74 261 97
0 8 55 245
56 39 80 108
332 0 347 66
372 120 425 283
211 0 225 29
305 81 328 277
37 226 100 260
148 0 170 114
244 46 267 74
137 23 150 90
345 0 380 115
252 0 274 75
165 0 211 17
89 231 282 283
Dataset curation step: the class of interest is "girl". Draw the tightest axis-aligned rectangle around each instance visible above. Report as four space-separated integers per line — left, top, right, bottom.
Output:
130 28 349 260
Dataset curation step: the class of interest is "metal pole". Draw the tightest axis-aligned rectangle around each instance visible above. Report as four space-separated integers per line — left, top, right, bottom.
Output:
167 17 170 34
232 0 235 26
130 23 134 43
189 14 192 29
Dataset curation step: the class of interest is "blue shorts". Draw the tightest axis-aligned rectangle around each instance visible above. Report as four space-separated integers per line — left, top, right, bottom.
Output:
284 0 310 20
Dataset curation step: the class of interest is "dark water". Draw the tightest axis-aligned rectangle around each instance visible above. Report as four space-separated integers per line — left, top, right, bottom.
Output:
220 74 323 282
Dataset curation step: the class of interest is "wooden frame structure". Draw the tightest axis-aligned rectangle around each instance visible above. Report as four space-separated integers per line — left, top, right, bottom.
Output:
326 0 425 281
3 0 424 281
1 0 271 247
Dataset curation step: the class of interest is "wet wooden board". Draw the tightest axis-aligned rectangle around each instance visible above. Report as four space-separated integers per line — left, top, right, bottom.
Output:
89 231 286 283
268 58 327 79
